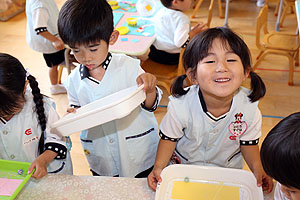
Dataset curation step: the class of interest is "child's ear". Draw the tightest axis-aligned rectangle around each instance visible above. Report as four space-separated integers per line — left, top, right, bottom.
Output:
243 67 250 81
186 68 198 85
109 30 119 45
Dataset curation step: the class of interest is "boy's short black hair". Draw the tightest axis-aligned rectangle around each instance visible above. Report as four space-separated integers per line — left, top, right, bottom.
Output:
260 112 300 189
58 0 113 47
160 0 173 8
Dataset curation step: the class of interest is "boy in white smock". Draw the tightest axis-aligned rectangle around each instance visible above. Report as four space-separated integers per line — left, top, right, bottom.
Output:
26 0 66 95
58 0 161 177
0 53 73 179
147 0 207 65
261 112 300 200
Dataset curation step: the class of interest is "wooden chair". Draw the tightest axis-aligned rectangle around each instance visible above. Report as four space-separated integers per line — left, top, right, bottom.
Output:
141 48 186 95
253 5 299 85
191 0 223 22
58 48 77 84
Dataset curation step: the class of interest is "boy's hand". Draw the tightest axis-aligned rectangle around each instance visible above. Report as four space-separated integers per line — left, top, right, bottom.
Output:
253 168 273 193
189 22 208 39
147 166 163 191
52 38 65 50
136 73 157 95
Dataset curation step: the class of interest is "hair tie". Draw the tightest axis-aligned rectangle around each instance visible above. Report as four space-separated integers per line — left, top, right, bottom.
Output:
25 68 30 78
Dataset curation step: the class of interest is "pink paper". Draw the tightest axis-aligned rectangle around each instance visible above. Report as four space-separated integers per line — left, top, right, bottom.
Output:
0 178 23 196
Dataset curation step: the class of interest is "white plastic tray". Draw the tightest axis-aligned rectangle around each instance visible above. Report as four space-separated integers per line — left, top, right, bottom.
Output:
155 164 263 200
50 85 146 136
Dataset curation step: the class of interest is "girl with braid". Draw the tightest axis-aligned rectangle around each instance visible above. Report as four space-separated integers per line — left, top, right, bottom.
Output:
0 53 73 179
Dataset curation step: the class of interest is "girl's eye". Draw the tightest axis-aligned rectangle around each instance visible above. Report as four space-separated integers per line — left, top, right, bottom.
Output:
227 59 237 62
90 49 98 52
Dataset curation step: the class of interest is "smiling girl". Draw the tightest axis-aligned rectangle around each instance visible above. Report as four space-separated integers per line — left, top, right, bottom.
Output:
147 27 273 193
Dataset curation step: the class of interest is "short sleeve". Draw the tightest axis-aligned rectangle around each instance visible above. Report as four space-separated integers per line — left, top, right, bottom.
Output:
32 7 49 29
160 100 184 139
240 109 262 144
45 104 68 159
173 15 190 48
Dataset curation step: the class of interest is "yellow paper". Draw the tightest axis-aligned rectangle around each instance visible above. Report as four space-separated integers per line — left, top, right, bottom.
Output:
171 181 239 200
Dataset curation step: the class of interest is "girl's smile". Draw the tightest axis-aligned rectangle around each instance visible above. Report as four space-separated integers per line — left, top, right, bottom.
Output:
193 38 249 100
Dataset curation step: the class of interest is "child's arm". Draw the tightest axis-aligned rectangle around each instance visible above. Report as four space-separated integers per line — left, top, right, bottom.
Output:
241 145 273 193
189 22 208 40
38 31 65 50
148 139 177 191
28 150 58 179
31 7 64 50
136 72 158 109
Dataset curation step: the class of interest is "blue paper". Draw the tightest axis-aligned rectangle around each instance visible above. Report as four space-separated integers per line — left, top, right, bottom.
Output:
122 16 154 37
113 0 138 12
113 12 124 27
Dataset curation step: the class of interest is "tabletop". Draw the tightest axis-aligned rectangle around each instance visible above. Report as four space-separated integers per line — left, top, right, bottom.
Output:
16 174 155 200
15 174 275 200
109 5 156 56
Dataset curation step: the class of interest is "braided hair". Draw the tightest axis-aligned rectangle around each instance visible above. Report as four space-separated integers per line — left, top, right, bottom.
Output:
0 53 47 155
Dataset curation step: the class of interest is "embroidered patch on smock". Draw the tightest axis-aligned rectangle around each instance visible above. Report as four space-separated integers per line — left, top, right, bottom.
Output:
228 112 248 139
24 136 39 145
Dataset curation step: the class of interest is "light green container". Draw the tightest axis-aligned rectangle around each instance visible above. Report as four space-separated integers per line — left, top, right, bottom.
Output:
0 159 34 200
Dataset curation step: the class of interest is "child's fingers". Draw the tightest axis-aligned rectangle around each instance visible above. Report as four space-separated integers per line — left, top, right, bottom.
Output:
28 163 35 174
66 107 77 113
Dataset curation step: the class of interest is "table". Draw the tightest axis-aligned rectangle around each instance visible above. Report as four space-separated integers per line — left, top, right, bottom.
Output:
109 11 156 56
16 175 155 200
16 174 275 200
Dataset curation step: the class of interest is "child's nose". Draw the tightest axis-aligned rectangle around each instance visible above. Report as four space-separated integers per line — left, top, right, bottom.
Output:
82 52 92 62
216 61 228 72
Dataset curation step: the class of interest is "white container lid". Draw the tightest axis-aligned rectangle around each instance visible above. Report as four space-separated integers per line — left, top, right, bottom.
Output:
50 85 146 136
155 164 264 200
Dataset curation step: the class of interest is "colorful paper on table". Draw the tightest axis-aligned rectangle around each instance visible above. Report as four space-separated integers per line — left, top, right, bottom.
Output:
121 16 154 37
171 181 239 200
0 159 34 200
113 12 124 27
112 0 138 12
0 178 23 196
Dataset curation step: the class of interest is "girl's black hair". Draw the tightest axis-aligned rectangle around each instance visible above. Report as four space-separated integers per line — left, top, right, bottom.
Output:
171 27 266 102
58 0 114 47
0 53 46 155
260 112 300 190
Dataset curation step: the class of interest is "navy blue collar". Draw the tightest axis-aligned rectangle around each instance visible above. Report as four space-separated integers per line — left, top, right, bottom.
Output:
80 52 112 80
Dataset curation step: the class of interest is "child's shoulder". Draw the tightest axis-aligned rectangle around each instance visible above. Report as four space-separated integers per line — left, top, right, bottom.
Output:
169 85 199 104
156 6 188 20
234 86 259 107
110 53 141 69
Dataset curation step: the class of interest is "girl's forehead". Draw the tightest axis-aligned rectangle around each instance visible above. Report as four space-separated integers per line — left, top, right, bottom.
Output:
209 38 232 51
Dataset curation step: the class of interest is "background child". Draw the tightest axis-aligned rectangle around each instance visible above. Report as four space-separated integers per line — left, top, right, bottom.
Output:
26 0 66 95
261 112 300 200
0 53 73 179
147 27 273 192
147 0 207 65
58 0 161 178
